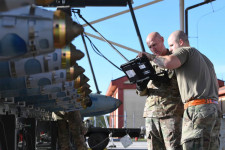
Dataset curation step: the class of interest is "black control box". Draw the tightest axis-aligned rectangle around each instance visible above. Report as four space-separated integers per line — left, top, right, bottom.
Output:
120 56 156 84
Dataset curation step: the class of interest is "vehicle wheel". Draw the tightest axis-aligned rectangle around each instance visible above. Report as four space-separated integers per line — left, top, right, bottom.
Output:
88 133 109 150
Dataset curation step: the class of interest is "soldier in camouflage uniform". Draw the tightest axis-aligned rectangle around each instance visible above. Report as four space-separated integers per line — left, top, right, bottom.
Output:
136 32 183 150
54 111 88 150
139 30 221 150
66 111 88 150
53 111 71 150
57 118 70 150
167 31 221 150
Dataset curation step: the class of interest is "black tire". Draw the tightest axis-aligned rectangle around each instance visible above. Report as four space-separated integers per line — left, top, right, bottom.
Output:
88 133 109 150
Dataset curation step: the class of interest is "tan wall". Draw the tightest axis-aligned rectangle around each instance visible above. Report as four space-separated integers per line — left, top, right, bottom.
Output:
123 89 146 128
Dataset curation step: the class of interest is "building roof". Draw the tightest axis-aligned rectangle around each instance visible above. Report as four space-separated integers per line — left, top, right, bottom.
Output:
106 76 136 96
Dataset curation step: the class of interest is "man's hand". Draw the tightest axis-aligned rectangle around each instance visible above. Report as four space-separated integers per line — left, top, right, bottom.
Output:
136 79 150 91
137 52 156 61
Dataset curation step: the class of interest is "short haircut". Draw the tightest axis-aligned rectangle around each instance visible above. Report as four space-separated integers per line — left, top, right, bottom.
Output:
174 30 189 45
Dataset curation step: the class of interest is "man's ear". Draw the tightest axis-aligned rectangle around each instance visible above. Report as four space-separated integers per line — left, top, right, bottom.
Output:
179 39 184 46
161 36 164 43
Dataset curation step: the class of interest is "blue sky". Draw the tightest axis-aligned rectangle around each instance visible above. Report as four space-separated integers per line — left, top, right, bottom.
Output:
65 0 225 95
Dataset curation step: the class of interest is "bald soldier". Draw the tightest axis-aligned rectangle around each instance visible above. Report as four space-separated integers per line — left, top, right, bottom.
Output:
136 32 183 150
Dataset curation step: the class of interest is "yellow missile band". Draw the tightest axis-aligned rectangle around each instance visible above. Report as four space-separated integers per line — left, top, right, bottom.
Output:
76 88 82 94
53 10 66 48
61 46 71 69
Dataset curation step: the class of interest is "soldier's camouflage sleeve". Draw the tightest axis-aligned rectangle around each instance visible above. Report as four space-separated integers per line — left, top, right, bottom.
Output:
142 61 184 118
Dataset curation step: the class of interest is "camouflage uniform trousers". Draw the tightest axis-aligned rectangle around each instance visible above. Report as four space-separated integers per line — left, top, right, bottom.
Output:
145 116 183 150
57 119 70 150
66 111 88 150
181 103 221 150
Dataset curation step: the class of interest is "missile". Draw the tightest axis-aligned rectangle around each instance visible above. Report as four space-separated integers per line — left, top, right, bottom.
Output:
0 47 84 78
12 89 84 111
19 95 79 106
15 97 83 112
0 67 88 98
0 0 55 11
27 98 82 110
0 81 79 98
0 6 83 60
79 93 122 117
12 89 79 105
0 66 87 91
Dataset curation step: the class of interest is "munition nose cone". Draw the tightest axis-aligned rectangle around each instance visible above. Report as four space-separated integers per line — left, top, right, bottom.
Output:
70 44 84 62
66 18 84 44
66 65 85 81
71 49 84 62
61 44 84 68
81 83 91 90
73 66 85 79
54 10 83 48
74 74 90 89
85 89 92 96
77 83 91 94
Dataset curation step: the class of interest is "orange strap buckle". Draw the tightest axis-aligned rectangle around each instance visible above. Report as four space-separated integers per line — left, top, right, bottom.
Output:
184 99 218 110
